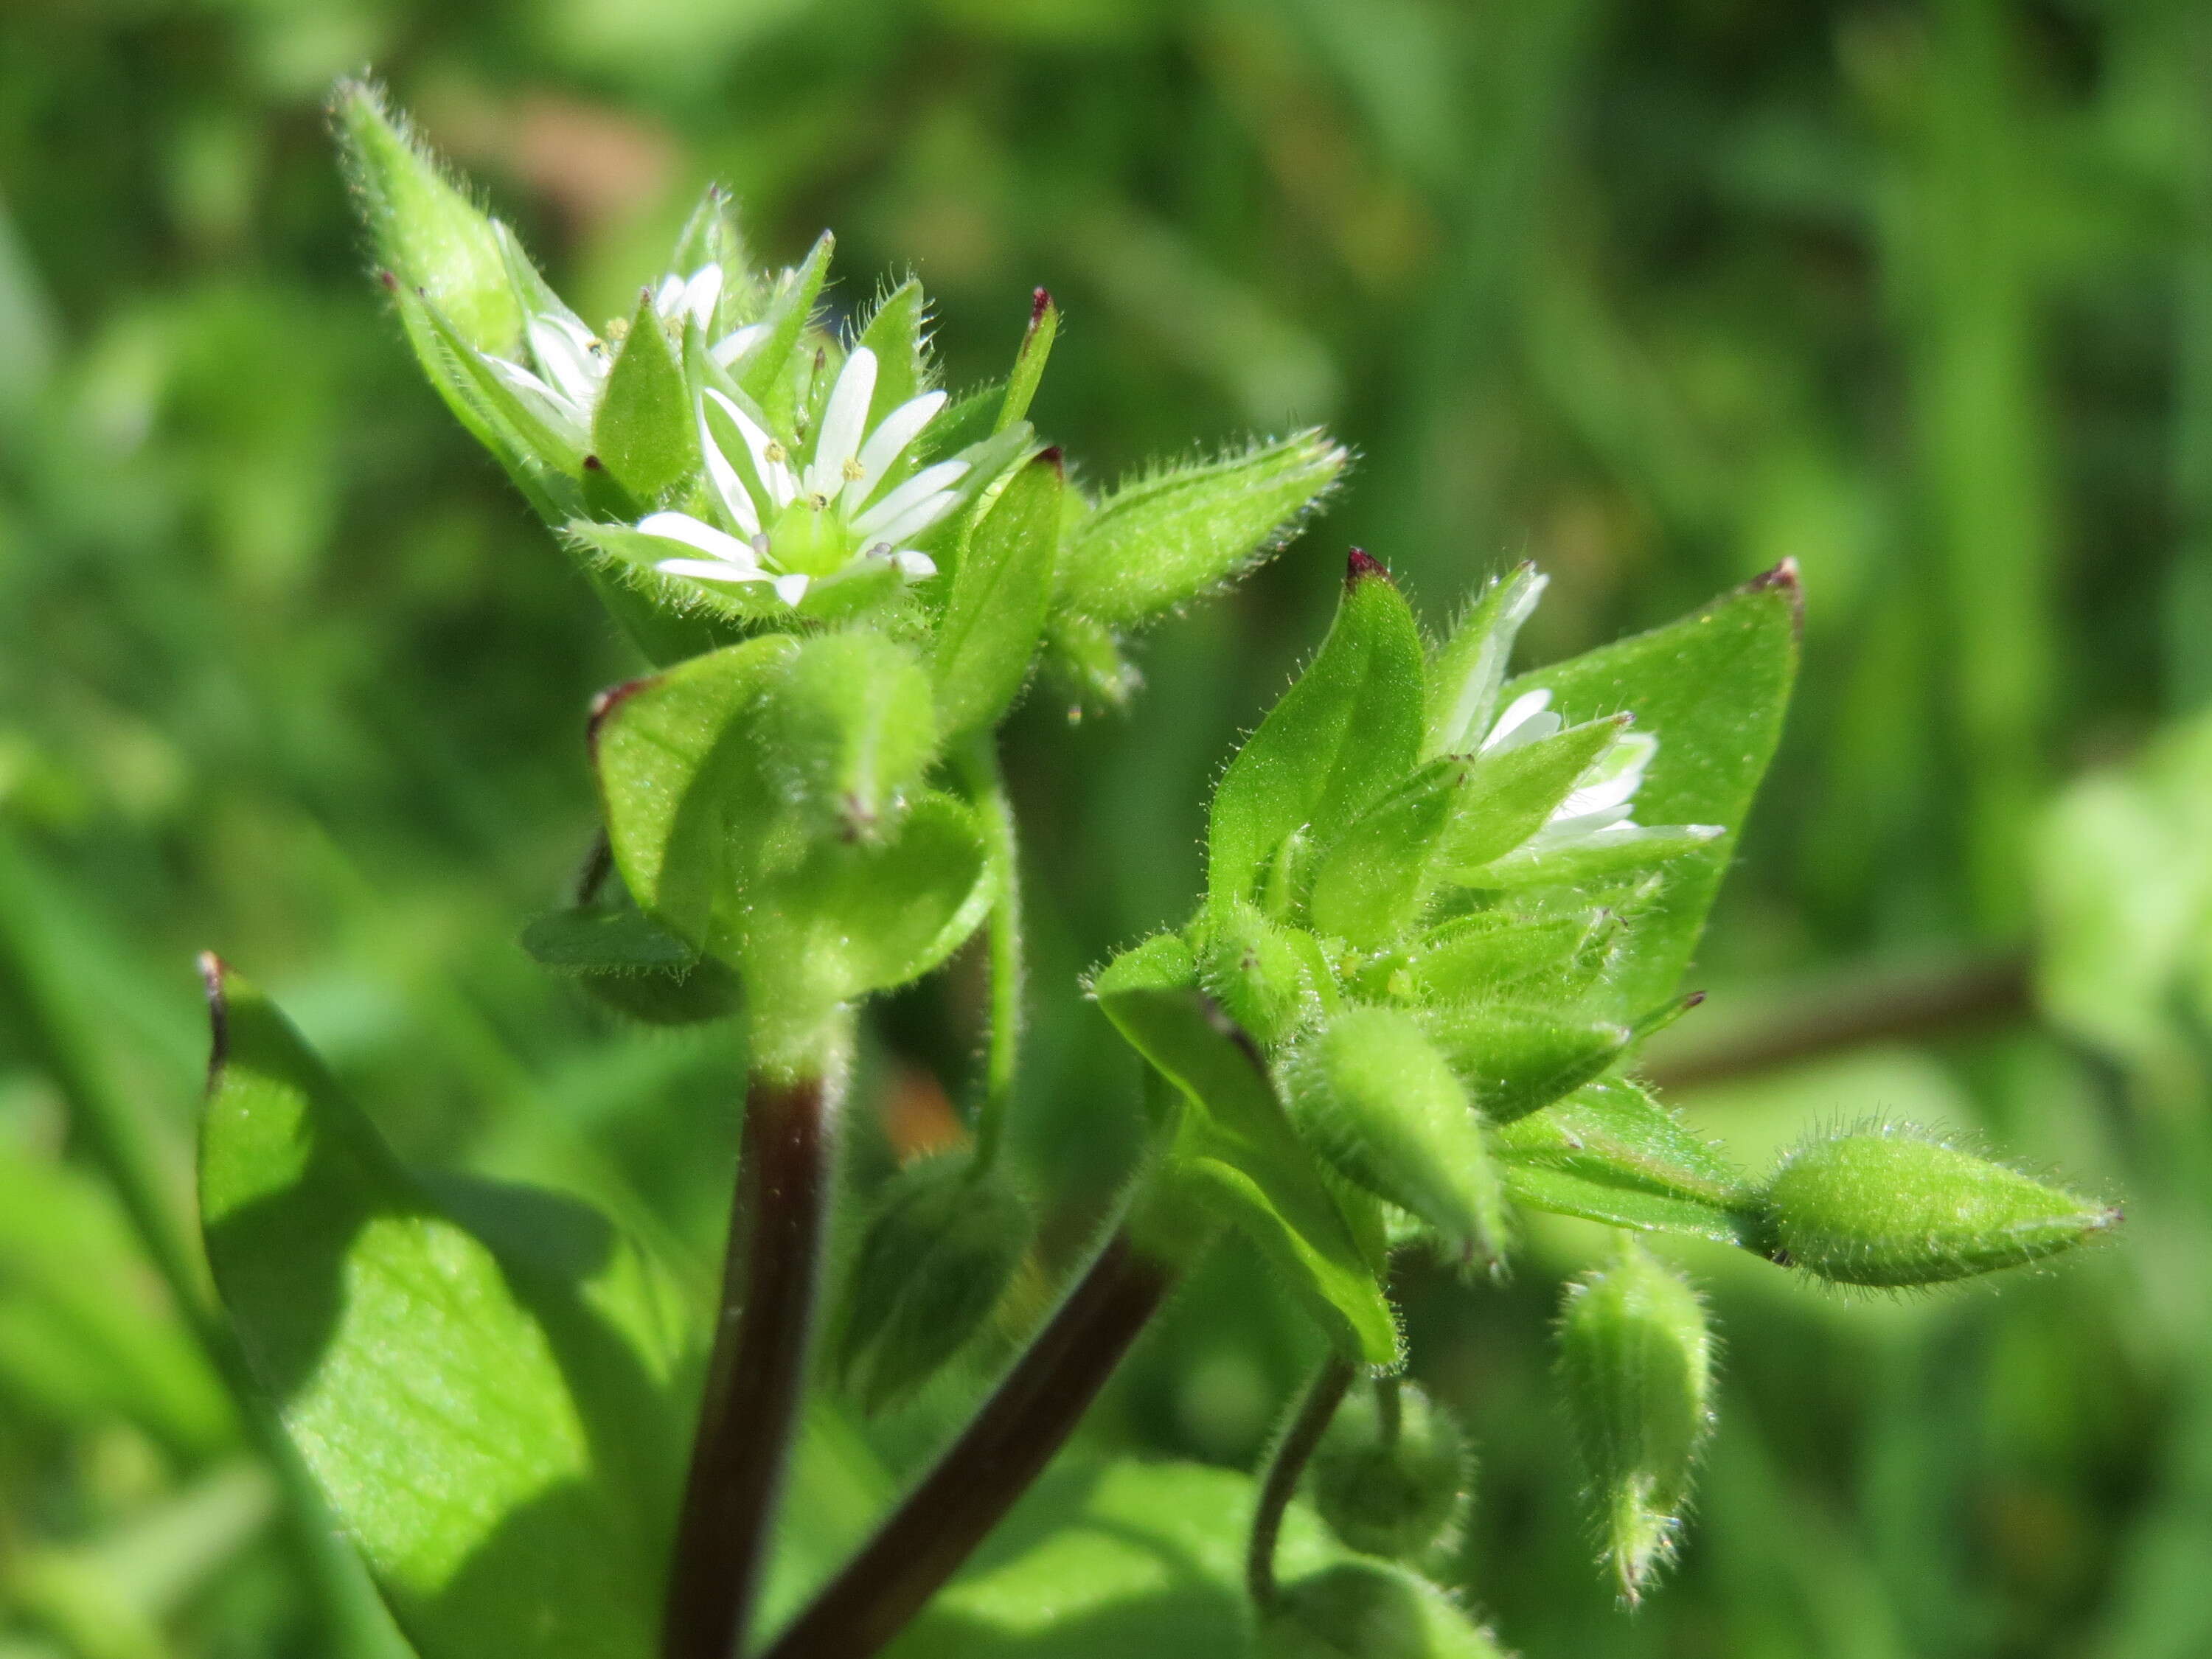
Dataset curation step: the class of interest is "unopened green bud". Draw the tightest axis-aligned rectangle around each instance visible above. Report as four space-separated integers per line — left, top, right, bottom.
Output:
1764 1127 2118 1287
1260 1561 1508 1659
1058 430 1348 627
1194 898 1333 1048
333 81 523 356
835 1153 1030 1413
1311 1382 1470 1559
1406 910 1615 1004
1422 563 1547 760
1281 1005 1509 1270
765 633 939 836
1557 1240 1713 1602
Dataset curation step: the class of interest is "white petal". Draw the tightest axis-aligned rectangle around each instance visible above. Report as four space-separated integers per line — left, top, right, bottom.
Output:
639 512 761 568
863 492 959 548
843 389 947 512
709 322 769 369
1481 689 1558 753
851 459 970 538
806 347 877 498
487 358 588 445
655 557 774 586
654 274 687 316
696 403 762 535
706 389 796 509
772 571 811 606
681 265 723 329
529 315 603 408
890 549 938 580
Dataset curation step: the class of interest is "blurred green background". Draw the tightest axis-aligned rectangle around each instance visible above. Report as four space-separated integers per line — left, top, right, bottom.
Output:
6 0 2212 1655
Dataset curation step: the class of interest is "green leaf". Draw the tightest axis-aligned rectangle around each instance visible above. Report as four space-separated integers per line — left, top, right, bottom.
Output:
764 632 941 835
591 298 694 501
1439 716 1627 872
1404 909 1614 1004
1057 430 1347 626
855 278 929 428
1506 566 1799 1007
1495 1080 1761 1248
1093 939 1397 1366
1192 898 1337 1049
198 965 684 1659
737 232 834 427
1305 758 1470 950
519 908 739 1026
334 82 523 356
1262 1559 1510 1658
1209 561 1425 908
996 288 1057 434
933 451 1064 737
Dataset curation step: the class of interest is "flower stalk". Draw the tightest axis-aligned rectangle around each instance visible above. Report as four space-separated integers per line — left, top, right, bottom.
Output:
1246 1353 1357 1610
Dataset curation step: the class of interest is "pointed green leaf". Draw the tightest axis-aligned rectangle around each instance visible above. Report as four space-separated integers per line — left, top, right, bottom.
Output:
1209 560 1425 908
1506 566 1799 1006
933 451 1064 737
1057 430 1347 626
591 299 694 501
855 278 929 428
1306 757 1470 950
764 632 940 835
198 964 682 1659
737 232 834 426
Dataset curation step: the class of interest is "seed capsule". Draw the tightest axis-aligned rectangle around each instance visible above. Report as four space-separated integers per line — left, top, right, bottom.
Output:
1259 1561 1509 1659
1764 1126 2118 1287
1556 1240 1714 1602
1310 1382 1470 1560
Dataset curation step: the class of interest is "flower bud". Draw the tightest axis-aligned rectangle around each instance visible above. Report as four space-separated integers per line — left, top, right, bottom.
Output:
333 81 523 356
1281 1005 1509 1270
1422 563 1547 760
1419 1004 1632 1123
1556 1240 1713 1601
1194 898 1333 1048
1259 1562 1508 1659
835 1153 1030 1413
1310 1382 1470 1559
1764 1126 2118 1287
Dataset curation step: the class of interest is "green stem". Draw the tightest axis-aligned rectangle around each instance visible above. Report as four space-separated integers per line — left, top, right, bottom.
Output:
0 831 403 1658
1246 1353 1356 1610
1374 1374 1403 1447
956 732 1023 1174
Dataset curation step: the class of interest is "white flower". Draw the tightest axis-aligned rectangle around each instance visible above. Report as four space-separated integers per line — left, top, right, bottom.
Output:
1478 689 1714 852
636 344 959 610
483 263 758 451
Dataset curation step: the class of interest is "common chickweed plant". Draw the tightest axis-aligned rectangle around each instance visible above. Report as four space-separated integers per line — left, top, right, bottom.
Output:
192 81 2121 1659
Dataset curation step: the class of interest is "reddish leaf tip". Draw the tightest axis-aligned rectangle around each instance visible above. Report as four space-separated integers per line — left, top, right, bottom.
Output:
1345 548 1389 587
197 951 231 1079
583 453 606 471
586 675 655 760
1030 286 1053 322
377 268 398 292
1747 557 1804 639
1037 445 1064 465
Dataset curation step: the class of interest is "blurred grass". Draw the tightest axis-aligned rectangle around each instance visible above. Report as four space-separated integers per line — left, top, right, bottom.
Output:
3 1 2210 1655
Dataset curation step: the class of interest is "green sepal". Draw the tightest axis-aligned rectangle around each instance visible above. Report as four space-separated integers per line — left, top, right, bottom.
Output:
198 963 684 1659
737 232 834 429
1438 716 1628 873
1557 1239 1714 1602
1422 562 1545 760
411 289 586 476
933 450 1063 737
1469 824 1724 891
1092 939 1398 1366
591 298 695 501
1057 430 1347 627
334 80 524 357
1418 1003 1632 1122
762 632 940 837
1506 566 1798 1007
518 908 739 1026
1208 561 1425 908
1043 611 1140 714
665 185 757 335
564 521 784 657
1280 1005 1510 1271
997 288 1058 434
1764 1127 2118 1287
1306 758 1471 950
913 380 1003 469
1404 909 1615 1004
1495 1080 1761 1248
833 1153 1029 1413
855 278 930 429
